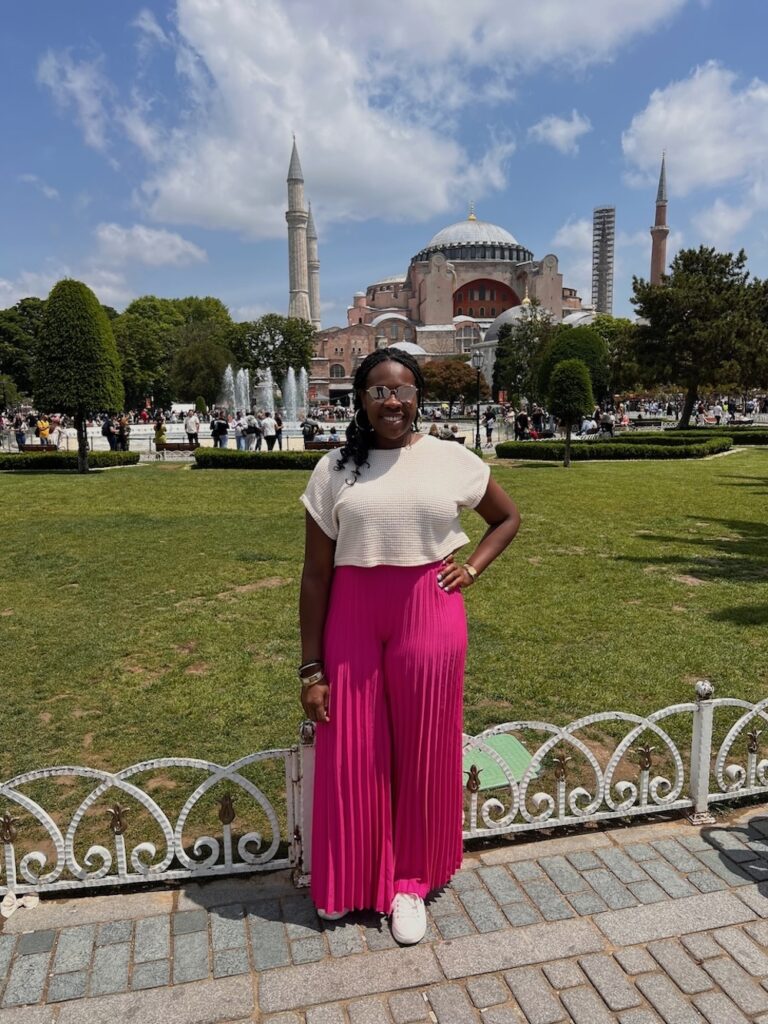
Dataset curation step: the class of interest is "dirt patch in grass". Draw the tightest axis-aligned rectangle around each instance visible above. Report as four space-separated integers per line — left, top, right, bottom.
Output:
146 773 178 792
672 605 688 613
527 557 542 565
173 641 197 654
672 574 707 586
0 608 13 616
82 733 94 750
185 662 210 676
39 711 52 724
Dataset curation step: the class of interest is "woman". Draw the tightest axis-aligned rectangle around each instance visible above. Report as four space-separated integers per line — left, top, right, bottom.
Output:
299 348 519 944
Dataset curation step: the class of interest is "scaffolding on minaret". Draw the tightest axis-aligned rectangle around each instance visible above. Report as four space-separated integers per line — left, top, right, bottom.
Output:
592 206 615 315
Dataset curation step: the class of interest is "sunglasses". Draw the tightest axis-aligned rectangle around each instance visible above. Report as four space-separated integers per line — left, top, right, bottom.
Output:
364 385 418 403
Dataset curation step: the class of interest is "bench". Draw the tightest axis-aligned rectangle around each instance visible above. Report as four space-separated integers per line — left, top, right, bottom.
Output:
18 443 58 452
630 418 665 429
439 435 466 445
155 441 199 459
305 440 344 450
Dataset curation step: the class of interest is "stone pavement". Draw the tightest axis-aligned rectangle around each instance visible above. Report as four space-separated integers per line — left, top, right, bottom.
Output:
3 810 768 1022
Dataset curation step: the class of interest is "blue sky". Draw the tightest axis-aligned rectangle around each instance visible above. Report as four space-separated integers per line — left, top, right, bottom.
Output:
1 0 767 325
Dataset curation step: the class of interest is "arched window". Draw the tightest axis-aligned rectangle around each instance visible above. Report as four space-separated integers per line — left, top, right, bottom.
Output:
479 307 485 317
330 364 345 379
390 323 399 339
457 307 462 316
491 308 496 317
468 308 474 316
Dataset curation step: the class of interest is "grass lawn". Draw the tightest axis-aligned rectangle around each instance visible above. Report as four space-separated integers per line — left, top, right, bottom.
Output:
2 450 767 789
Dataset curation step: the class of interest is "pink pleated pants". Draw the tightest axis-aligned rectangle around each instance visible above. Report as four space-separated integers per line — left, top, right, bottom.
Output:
311 562 467 915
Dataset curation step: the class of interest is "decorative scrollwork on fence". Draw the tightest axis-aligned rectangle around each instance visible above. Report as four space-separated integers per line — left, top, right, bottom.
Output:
712 696 768 799
0 751 299 896
462 705 697 839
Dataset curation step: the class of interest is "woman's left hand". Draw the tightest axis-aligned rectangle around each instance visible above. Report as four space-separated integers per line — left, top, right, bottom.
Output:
436 554 475 593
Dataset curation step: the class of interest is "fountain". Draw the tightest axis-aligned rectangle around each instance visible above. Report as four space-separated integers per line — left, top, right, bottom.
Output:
298 367 308 418
253 367 275 415
235 367 250 413
221 365 236 413
283 368 297 423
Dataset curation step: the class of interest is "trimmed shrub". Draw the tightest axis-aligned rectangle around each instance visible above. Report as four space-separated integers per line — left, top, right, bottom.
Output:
0 450 140 471
613 429 768 446
495 437 732 461
194 448 325 470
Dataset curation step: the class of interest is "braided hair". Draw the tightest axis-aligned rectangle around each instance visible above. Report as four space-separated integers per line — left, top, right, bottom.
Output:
335 347 425 480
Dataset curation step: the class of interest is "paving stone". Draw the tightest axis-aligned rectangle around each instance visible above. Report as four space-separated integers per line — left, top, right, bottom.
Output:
173 910 208 935
435 913 476 939
559 985 615 1023
520 881 574 921
694 849 753 885
614 947 657 975
47 972 88 1003
704 829 753 857
427 983 479 1023
627 880 667 905
282 895 323 939
133 915 170 962
0 936 15 979
578 953 642 1011
687 869 726 893
96 920 132 946
746 918 768 943
594 890 755 945
177 873 296 911
702 957 768 1014
636 974 706 1023
55 974 254 1024
2 890 173 935
209 905 247 949
459 889 508 932
348 996 391 1023
568 891 608 916
745 860 768 882
566 851 602 871
583 869 637 910
173 929 210 983
426 888 461 917
306 1004 346 1024
451 870 484 892
212 947 250 978
624 844 660 863
89 942 130 996
597 848 649 884
52 925 95 973
641 859 698 898
249 901 291 970
2 952 50 1007
678 834 713 853
480 1009 524 1024
259 947 442 1013
693 991 751 1024
466 975 509 1008
617 1011 664 1024
480 833 611 866
325 922 365 957
363 918 398 950
265 1015 305 1024
504 967 565 1023
17 931 55 955
542 960 584 988
501 902 541 928
291 936 327 963
479 867 526 904
389 990 430 1023
508 861 543 883
713 924 768 974
646 939 712 994
538 856 589 895
0 1009 56 1024
738 886 768 917
680 933 723 961
652 839 707 873
131 959 171 990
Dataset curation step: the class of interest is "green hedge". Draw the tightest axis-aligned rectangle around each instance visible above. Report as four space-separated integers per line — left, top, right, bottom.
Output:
614 429 768 446
495 437 732 461
194 448 326 470
0 451 140 471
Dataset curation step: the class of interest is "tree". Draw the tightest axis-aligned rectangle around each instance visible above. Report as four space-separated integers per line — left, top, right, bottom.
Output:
422 358 490 417
170 339 232 406
492 302 554 405
548 359 594 468
0 296 46 396
35 279 124 473
229 314 314 383
537 325 609 403
590 314 641 395
632 247 768 426
0 374 20 410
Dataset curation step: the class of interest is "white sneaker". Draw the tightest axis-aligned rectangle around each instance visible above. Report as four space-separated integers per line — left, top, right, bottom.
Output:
317 908 349 921
390 892 427 945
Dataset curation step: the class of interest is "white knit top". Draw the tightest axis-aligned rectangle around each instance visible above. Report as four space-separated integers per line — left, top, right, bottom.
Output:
300 434 491 567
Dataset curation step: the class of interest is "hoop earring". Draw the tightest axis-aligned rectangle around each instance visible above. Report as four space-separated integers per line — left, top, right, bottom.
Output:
354 409 372 431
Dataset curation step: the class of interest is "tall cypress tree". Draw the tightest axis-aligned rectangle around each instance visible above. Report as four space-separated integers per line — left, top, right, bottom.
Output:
35 279 124 473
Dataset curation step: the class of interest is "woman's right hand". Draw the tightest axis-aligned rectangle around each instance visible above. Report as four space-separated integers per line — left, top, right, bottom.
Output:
300 681 330 724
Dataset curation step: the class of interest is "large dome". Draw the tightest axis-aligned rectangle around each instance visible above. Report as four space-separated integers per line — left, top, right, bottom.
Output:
427 217 518 248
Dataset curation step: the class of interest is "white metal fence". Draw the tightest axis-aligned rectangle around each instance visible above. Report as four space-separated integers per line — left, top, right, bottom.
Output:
2 683 767 897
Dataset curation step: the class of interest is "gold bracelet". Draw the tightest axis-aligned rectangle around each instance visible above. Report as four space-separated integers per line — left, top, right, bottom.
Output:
463 563 478 584
300 668 326 688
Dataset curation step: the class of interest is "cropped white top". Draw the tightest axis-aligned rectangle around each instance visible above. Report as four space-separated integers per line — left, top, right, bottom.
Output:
300 434 490 567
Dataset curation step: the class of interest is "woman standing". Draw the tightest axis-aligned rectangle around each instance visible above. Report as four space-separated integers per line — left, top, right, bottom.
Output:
299 349 519 944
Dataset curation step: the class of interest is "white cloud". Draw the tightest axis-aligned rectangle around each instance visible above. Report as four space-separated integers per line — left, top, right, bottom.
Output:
552 218 593 301
95 223 207 266
133 8 170 52
37 51 112 153
232 304 269 322
18 173 59 200
529 110 592 155
691 199 753 245
0 265 132 310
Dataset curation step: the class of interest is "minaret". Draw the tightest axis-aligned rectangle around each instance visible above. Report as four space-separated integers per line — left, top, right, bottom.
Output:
306 202 321 330
650 153 669 285
286 138 312 321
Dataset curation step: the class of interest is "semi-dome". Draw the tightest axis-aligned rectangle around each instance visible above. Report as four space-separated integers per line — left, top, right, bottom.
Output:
484 305 531 343
427 217 518 249
388 341 427 356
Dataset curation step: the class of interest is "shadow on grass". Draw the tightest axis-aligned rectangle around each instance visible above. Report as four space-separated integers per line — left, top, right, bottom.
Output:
709 605 768 627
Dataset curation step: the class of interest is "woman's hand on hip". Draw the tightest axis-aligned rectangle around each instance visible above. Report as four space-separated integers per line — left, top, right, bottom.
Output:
301 681 330 724
436 554 474 593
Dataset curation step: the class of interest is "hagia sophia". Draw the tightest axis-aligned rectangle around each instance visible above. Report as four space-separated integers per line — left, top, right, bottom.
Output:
285 139 668 404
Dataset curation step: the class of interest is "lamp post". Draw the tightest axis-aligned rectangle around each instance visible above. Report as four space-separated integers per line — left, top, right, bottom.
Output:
471 348 483 451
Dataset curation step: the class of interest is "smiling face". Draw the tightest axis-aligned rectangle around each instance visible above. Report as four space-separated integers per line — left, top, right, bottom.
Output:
360 359 419 449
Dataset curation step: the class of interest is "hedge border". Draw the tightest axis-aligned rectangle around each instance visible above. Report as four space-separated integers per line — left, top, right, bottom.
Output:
495 437 733 461
194 448 325 470
0 451 140 471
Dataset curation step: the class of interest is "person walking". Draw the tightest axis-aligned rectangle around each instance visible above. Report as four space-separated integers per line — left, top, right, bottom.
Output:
274 410 284 450
36 414 51 447
483 407 496 448
299 348 520 944
235 413 248 451
211 411 229 448
261 411 277 450
184 409 200 446
13 413 26 450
